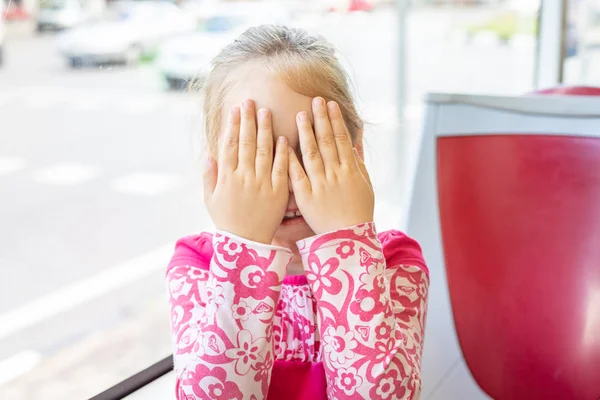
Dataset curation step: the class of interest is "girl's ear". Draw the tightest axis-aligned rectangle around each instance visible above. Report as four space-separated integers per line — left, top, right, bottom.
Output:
354 130 364 160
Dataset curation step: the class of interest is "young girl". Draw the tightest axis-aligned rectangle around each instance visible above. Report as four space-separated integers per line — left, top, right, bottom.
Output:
166 25 429 400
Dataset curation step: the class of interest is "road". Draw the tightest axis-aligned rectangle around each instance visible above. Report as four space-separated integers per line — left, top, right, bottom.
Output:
0 7 537 399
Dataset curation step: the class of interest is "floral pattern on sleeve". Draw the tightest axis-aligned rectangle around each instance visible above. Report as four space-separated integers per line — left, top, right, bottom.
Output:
167 232 293 399
296 222 429 400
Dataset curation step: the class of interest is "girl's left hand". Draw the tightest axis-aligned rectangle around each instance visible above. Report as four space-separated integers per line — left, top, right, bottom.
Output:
288 97 374 235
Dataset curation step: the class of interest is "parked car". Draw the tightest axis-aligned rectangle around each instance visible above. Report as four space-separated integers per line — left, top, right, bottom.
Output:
156 30 234 90
156 2 292 90
56 1 197 68
36 0 92 32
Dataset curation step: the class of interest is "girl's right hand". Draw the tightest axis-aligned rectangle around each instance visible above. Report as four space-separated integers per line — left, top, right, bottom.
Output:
203 100 290 245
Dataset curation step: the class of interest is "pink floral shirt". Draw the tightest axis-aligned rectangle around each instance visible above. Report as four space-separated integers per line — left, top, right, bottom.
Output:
166 222 429 400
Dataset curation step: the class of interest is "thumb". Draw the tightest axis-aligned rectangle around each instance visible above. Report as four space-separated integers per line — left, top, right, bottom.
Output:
203 156 217 203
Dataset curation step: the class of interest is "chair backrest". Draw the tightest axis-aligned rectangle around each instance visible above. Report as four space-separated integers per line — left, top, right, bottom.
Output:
531 85 600 96
408 91 600 400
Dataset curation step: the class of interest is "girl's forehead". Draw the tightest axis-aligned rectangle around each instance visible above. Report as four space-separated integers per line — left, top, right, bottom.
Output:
222 71 314 145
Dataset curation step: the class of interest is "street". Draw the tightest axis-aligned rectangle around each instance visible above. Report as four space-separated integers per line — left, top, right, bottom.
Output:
0 7 537 399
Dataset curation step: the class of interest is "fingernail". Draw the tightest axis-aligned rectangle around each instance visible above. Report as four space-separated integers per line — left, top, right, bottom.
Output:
327 101 338 114
230 106 240 118
297 111 308 122
278 136 287 145
258 108 269 120
312 97 324 108
205 156 213 169
243 99 254 109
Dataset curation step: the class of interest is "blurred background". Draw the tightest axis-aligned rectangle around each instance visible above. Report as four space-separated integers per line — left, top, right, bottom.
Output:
0 0 599 398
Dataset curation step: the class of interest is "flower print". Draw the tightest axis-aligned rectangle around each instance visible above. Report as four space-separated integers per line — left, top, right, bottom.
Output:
291 285 312 308
322 325 358 366
392 299 418 324
375 322 392 341
168 275 187 298
335 366 363 396
372 337 396 367
407 368 422 397
401 328 416 351
184 364 243 400
231 300 251 321
295 315 315 340
216 237 244 262
384 302 394 318
170 301 193 333
253 351 273 383
369 369 406 400
305 254 342 297
204 280 225 316
202 331 226 356
373 273 387 294
248 271 263 286
358 247 374 269
197 313 211 327
336 241 355 259
187 267 208 280
238 265 281 297
225 330 267 375
350 288 385 322
326 375 339 400
393 275 420 302
176 325 201 355
351 223 371 236
418 281 428 297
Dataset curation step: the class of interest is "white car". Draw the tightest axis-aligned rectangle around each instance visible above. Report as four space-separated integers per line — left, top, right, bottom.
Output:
157 30 236 90
156 2 292 90
56 1 197 68
36 0 93 32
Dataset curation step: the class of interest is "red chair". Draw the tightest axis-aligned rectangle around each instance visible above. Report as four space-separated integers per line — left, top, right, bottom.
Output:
435 88 600 399
532 86 600 96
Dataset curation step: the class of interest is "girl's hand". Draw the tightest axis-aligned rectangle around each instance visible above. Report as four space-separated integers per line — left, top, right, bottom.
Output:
288 98 374 235
204 100 289 244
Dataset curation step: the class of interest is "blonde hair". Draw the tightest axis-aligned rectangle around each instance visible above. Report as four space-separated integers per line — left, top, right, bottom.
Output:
194 24 364 155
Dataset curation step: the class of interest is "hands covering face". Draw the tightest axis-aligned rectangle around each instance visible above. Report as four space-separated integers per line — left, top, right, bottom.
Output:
204 98 374 244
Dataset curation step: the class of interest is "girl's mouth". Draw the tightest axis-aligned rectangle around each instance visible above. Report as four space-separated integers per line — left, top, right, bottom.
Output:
283 210 302 221
281 210 304 225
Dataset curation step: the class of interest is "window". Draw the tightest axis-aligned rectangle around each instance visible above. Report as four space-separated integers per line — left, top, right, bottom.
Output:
564 0 600 85
0 0 542 398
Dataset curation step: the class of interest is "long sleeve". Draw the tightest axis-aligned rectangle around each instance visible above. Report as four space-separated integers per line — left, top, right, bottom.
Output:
166 231 293 400
296 223 429 400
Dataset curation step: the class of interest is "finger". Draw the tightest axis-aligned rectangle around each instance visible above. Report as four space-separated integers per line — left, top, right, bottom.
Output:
312 97 339 167
238 99 257 170
327 101 355 167
297 111 325 180
354 148 373 188
203 155 217 203
218 106 241 173
256 108 274 178
272 136 289 191
288 147 311 195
